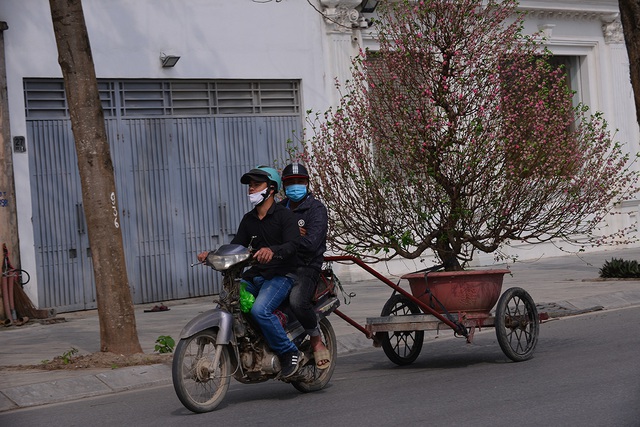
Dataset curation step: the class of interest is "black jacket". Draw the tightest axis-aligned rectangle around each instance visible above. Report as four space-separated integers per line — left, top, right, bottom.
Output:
231 202 299 280
279 193 328 271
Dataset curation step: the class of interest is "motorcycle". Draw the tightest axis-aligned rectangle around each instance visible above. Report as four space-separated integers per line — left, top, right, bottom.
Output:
172 244 340 413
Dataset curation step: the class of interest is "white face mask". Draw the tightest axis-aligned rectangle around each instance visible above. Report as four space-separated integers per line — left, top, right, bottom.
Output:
248 188 269 207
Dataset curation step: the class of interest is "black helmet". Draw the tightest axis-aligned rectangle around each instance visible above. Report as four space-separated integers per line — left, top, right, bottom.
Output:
281 163 309 182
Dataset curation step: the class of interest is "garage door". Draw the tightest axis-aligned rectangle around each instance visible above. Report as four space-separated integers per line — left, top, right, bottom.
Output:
26 78 302 311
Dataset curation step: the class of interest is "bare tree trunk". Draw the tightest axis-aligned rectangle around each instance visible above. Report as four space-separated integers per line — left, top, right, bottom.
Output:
0 22 21 290
49 0 142 354
619 0 640 126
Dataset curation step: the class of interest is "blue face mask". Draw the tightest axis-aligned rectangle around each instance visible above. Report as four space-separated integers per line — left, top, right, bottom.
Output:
285 184 307 202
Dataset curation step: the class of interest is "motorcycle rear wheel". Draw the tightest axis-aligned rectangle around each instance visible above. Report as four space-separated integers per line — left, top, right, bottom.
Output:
291 317 337 393
172 330 231 413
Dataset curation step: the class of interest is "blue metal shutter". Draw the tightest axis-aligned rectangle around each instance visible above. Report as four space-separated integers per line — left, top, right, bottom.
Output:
25 79 302 311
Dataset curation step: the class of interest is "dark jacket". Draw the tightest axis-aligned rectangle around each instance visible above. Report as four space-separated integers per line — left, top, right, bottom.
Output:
279 193 328 271
231 202 299 280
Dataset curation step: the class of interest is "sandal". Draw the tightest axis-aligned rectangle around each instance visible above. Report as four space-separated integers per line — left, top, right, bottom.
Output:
313 348 331 370
144 304 170 312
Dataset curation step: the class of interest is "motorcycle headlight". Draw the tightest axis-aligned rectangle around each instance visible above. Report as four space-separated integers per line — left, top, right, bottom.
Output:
206 244 251 270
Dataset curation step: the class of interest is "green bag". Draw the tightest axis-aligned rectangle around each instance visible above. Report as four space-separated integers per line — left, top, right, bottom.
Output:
239 281 255 313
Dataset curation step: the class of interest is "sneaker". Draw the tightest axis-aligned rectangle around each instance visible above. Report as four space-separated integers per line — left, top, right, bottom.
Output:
280 351 300 378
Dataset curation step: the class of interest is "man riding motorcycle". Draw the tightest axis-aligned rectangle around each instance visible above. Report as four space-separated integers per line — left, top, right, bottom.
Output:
198 166 301 377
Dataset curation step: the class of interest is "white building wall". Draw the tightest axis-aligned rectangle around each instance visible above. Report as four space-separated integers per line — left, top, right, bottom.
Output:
1 0 638 297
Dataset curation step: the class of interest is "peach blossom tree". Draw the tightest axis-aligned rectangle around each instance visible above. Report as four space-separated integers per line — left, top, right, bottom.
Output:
305 0 638 270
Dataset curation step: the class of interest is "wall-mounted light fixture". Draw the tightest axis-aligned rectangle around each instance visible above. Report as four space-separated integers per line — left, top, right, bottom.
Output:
360 0 378 13
160 54 180 68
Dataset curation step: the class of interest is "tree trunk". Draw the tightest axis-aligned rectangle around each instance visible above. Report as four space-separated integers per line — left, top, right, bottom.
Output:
619 0 640 126
435 238 463 271
49 0 142 354
0 22 21 294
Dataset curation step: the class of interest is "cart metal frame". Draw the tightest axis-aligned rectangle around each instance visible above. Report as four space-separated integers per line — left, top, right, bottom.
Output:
325 255 540 365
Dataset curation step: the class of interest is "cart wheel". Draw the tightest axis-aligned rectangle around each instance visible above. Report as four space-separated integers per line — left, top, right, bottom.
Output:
495 287 539 362
379 294 424 366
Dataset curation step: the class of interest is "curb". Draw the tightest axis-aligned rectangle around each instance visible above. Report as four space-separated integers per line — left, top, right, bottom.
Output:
0 363 171 412
0 334 373 413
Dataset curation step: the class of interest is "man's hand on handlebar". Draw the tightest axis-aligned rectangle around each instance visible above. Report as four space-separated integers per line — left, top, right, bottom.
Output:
197 251 209 263
253 247 274 264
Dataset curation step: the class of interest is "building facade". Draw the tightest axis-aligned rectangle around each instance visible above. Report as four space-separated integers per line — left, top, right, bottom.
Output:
1 0 637 312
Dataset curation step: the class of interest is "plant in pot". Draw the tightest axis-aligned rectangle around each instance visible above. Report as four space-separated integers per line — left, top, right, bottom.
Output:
304 0 639 313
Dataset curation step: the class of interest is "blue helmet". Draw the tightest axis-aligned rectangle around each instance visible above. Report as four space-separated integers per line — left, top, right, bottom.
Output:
240 166 282 192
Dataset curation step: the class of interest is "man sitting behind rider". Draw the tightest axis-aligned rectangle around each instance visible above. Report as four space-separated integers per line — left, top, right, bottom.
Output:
198 166 301 378
280 163 331 370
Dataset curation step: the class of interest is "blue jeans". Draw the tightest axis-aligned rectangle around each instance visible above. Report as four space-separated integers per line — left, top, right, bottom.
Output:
245 275 298 356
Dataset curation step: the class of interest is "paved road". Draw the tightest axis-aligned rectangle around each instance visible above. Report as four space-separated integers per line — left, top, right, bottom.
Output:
1 306 639 426
1 247 640 412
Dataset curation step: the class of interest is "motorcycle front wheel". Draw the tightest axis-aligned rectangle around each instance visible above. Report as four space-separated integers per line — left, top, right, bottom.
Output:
291 317 337 393
172 330 231 413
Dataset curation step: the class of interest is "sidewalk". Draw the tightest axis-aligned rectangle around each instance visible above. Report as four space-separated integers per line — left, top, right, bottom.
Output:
2 247 640 412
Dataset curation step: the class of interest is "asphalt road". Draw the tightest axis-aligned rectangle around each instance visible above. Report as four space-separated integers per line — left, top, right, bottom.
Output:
3 306 640 427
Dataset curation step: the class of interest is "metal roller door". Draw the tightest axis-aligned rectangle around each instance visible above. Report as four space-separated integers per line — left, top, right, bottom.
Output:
25 79 302 311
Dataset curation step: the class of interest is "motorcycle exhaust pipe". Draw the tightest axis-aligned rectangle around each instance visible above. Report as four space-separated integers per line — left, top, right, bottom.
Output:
262 354 281 374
